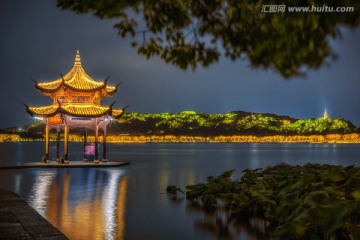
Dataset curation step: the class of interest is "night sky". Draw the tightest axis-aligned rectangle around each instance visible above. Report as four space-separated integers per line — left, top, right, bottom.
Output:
1 0 359 129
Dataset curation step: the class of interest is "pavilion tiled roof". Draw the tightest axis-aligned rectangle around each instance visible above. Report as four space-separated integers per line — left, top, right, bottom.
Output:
25 51 127 121
35 51 117 95
61 105 110 117
26 104 125 119
27 105 59 117
111 109 126 119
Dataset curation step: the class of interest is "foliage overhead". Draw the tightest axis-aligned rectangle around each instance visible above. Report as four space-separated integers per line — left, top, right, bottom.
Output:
57 0 360 78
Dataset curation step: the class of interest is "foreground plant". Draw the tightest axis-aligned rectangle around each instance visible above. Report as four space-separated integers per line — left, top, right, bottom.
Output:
179 163 360 239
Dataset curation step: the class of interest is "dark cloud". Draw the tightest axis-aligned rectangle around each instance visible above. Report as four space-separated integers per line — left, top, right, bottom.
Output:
0 0 359 128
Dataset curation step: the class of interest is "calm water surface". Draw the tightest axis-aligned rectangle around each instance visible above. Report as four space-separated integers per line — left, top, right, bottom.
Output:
0 142 359 240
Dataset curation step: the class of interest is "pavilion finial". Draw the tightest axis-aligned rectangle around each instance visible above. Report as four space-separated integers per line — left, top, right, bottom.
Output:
74 50 82 66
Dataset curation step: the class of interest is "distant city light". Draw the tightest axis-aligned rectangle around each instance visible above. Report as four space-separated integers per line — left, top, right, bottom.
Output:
34 116 45 120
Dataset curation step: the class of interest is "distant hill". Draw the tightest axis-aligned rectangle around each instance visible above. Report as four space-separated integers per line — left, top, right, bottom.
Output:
5 110 359 137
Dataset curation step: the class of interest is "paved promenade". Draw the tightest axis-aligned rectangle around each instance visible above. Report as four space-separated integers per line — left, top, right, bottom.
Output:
0 189 68 240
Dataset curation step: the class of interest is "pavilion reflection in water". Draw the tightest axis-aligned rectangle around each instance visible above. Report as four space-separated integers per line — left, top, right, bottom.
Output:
28 169 128 240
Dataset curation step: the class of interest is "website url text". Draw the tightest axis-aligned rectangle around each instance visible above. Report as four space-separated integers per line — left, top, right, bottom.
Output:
262 5 354 13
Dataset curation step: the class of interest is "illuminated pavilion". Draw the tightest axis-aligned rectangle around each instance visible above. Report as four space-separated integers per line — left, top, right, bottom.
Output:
24 51 127 163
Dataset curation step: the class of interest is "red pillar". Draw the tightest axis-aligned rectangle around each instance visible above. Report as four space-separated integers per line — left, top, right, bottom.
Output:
64 124 69 160
45 124 49 161
94 124 99 163
102 127 107 162
56 130 60 159
83 130 87 161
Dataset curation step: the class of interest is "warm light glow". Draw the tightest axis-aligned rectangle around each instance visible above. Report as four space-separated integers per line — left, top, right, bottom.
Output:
62 104 110 116
36 51 117 95
323 108 328 119
34 116 45 120
29 171 55 216
37 79 62 88
102 170 124 240
74 50 82 66
106 86 116 92
48 115 63 125
111 109 124 118
31 170 129 240
64 67 105 90
26 51 123 119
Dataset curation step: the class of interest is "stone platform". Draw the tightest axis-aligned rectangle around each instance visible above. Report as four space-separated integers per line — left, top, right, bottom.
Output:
0 161 129 170
0 189 69 239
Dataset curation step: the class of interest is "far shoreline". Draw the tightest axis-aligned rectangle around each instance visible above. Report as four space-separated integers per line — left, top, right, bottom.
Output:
1 133 360 144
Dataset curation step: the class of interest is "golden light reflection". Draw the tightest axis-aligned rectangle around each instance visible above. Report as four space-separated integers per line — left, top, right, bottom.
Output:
29 171 56 216
28 169 128 240
116 175 127 240
102 170 125 240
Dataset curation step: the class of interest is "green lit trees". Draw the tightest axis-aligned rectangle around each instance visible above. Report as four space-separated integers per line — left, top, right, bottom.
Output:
116 111 357 135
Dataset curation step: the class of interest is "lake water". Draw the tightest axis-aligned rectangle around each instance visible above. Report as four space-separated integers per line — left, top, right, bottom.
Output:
0 142 359 240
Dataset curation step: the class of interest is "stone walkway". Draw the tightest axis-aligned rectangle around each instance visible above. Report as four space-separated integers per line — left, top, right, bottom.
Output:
0 189 68 240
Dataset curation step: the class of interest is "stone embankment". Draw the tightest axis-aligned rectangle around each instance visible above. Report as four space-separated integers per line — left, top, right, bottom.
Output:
0 189 68 239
